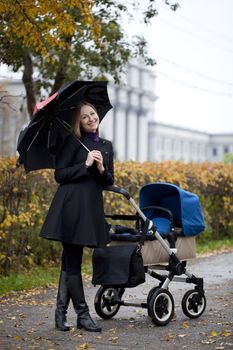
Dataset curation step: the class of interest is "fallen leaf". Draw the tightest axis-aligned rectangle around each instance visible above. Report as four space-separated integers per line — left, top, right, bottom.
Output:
128 324 136 328
210 330 218 337
108 336 118 343
77 343 89 349
14 335 21 340
201 340 216 344
134 309 143 314
181 321 190 329
163 333 175 341
221 330 232 337
109 328 116 332
128 317 135 321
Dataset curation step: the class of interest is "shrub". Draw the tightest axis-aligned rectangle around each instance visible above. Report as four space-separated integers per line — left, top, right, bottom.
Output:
0 157 232 275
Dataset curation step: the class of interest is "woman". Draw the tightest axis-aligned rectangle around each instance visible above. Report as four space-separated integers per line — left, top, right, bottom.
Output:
40 101 114 332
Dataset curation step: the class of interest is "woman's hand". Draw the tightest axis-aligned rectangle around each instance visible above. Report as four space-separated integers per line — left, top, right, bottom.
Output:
91 150 105 174
85 152 95 168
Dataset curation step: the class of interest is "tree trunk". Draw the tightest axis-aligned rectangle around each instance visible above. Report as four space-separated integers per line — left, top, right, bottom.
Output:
50 62 67 95
50 39 72 95
22 52 36 118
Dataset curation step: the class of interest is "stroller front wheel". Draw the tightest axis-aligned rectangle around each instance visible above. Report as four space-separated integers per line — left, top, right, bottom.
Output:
181 289 206 319
147 286 160 318
148 288 175 326
94 286 123 319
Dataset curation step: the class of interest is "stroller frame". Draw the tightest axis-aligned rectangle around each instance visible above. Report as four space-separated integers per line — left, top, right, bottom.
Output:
94 186 206 326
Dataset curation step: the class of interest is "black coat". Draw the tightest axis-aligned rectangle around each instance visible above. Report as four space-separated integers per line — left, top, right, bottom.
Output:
40 134 114 247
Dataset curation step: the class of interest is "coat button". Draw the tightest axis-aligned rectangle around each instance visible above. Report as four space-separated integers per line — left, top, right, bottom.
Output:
102 140 106 144
105 151 108 155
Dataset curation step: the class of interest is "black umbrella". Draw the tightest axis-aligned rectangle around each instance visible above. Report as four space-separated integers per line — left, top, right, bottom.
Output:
17 81 112 172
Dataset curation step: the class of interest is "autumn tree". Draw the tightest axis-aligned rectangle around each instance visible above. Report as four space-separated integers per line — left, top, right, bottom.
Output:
0 0 178 117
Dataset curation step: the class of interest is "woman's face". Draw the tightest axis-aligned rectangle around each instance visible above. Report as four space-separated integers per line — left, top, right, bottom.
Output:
79 105 99 133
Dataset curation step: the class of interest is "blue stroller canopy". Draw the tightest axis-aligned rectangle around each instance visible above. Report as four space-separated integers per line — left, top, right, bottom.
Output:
139 183 205 236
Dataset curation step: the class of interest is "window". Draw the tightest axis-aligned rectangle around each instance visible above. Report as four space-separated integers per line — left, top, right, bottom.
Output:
212 147 217 156
224 146 229 154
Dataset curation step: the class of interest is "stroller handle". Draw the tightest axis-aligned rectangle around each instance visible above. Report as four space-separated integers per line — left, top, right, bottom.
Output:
104 185 131 200
104 185 149 224
104 185 175 256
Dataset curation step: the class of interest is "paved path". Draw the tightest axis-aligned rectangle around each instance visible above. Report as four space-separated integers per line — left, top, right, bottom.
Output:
1 252 233 350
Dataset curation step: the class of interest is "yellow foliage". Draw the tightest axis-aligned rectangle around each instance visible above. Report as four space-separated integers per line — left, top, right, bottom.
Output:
1 0 100 57
0 156 233 274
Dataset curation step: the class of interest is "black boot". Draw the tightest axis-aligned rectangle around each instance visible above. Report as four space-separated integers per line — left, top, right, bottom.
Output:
55 270 71 331
67 274 101 332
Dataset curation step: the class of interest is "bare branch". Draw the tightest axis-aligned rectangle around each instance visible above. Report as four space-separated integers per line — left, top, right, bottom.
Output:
0 93 23 111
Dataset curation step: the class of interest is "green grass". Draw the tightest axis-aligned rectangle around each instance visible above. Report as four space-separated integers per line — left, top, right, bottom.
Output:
0 266 60 296
0 254 93 296
196 236 233 255
1 238 233 296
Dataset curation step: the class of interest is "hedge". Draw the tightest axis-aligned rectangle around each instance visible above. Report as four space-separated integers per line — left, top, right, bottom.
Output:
0 157 232 275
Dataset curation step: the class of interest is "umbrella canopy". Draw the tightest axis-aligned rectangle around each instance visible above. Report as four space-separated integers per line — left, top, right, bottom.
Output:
17 81 112 172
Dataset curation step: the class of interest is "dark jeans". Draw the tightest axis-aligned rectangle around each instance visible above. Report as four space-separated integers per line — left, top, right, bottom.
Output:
61 243 84 275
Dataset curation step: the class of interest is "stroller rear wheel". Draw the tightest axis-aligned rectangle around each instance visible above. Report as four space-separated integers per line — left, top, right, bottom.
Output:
148 288 175 326
182 289 206 319
94 286 123 319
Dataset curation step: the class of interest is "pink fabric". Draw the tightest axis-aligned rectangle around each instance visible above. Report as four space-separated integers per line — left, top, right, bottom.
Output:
33 91 58 114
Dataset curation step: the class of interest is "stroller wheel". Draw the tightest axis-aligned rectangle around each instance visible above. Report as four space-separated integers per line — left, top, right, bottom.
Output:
148 288 175 326
182 289 206 319
147 286 160 317
94 286 122 319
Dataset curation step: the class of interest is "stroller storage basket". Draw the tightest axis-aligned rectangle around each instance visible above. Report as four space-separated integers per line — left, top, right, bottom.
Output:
92 244 145 287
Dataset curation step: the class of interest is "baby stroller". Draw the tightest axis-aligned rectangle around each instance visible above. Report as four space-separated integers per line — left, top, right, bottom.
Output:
92 182 206 326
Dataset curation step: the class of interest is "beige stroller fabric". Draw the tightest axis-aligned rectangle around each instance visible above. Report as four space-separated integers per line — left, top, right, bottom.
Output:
110 236 196 266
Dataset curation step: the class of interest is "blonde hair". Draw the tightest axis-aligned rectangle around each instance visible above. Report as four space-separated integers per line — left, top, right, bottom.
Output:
71 102 99 138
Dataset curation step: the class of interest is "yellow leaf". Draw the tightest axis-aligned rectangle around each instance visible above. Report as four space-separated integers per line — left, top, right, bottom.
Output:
181 321 190 329
210 330 218 337
78 343 89 349
108 336 118 342
221 330 232 337
14 335 21 340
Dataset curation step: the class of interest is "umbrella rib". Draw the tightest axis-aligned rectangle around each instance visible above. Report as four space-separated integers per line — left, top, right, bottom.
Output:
56 117 90 153
27 118 47 151
28 115 46 127
59 118 71 128
58 87 83 108
47 129 51 149
55 106 77 113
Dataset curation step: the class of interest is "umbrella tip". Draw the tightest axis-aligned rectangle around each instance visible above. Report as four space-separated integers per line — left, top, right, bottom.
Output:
16 156 23 168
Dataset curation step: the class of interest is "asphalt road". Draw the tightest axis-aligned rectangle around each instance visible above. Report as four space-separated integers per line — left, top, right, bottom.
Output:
1 251 233 350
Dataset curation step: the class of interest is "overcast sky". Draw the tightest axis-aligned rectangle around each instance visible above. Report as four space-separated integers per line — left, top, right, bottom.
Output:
1 0 233 134
129 0 233 133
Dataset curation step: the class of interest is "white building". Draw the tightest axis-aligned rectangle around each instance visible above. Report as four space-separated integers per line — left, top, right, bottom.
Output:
208 134 233 162
1 62 233 162
100 61 233 163
0 80 28 156
148 122 233 162
148 122 209 162
100 61 157 162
